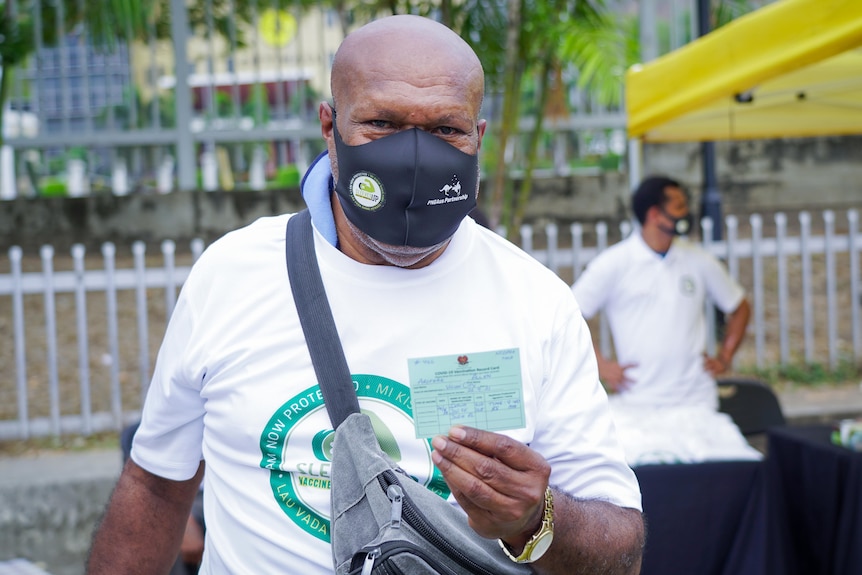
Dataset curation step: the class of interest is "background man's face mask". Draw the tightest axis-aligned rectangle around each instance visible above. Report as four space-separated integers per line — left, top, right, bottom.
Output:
333 121 478 248
659 207 694 236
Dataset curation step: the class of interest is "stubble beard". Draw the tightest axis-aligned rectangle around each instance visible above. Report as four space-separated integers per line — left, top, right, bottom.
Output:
342 215 449 268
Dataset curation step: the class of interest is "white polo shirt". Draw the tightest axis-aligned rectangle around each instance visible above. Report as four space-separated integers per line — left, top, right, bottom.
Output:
573 231 745 409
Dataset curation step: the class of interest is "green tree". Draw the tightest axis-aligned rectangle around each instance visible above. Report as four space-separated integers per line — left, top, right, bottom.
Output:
478 0 610 235
483 0 760 234
0 5 34 148
0 0 305 146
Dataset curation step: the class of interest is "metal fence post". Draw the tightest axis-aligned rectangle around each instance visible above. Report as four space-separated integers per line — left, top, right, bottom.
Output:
72 244 93 436
40 245 61 436
800 211 814 363
102 242 123 429
10 247 29 438
133 241 151 404
750 214 764 367
775 213 789 364
824 210 837 369
595 222 610 357
849 209 860 362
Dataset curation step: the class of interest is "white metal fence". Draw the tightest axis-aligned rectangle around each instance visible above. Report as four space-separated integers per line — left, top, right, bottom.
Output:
1 208 860 440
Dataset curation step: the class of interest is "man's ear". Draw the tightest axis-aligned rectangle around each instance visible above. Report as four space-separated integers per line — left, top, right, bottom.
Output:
319 102 335 141
476 119 487 151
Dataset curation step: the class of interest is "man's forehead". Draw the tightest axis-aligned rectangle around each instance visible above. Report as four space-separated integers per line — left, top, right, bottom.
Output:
335 21 482 89
340 78 480 120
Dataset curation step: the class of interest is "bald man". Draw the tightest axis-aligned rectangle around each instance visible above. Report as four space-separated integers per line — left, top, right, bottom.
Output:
87 16 643 575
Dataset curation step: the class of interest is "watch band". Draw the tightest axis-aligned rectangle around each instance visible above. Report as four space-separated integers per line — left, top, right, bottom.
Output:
499 486 555 564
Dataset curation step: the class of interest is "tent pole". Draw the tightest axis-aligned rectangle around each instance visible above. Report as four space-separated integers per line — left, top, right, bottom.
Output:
701 141 722 240
698 0 722 241
627 138 642 195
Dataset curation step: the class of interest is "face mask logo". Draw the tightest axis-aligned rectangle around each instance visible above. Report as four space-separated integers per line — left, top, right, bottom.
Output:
673 215 691 235
428 175 468 206
440 177 462 197
659 207 693 236
349 172 384 210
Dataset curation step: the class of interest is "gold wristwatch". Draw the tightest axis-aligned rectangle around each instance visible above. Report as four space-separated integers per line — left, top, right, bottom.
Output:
499 486 555 564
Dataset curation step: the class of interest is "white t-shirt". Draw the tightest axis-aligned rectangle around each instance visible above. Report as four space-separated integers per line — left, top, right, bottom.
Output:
132 159 641 574
572 231 745 409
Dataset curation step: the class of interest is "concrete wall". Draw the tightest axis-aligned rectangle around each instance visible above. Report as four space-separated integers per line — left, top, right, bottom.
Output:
641 136 862 215
0 451 122 575
0 188 307 254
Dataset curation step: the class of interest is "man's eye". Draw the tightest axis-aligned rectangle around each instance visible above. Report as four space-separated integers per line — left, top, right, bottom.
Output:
369 120 391 129
436 126 459 136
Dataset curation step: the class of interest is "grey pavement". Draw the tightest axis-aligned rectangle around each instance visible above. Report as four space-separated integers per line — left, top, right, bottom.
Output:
0 449 121 489
775 381 862 423
0 559 53 575
0 450 121 575
0 384 860 575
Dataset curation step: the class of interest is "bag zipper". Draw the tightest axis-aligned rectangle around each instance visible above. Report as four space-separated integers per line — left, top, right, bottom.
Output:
374 468 500 575
359 540 457 575
361 548 381 575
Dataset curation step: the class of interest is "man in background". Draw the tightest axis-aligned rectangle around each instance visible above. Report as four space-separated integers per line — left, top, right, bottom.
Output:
572 175 755 464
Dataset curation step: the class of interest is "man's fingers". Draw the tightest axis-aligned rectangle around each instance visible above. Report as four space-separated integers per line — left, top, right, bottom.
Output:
442 425 547 472
432 438 519 510
431 428 549 505
431 433 512 488
431 441 538 539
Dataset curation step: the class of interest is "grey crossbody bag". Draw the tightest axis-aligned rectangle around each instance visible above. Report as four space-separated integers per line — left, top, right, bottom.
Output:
285 209 533 575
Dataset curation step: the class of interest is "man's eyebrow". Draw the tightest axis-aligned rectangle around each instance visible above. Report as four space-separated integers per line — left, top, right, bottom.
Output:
435 113 473 126
356 108 472 125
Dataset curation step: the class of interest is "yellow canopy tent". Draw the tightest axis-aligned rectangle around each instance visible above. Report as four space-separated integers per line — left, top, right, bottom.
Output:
625 0 862 142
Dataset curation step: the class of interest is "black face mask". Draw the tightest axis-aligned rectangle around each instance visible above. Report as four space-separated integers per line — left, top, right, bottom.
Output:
332 121 478 247
659 207 694 236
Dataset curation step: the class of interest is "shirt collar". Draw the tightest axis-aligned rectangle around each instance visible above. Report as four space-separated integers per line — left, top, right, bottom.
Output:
633 230 678 261
300 151 338 246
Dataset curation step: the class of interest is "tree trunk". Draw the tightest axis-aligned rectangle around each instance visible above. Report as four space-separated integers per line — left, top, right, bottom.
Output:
439 0 452 27
488 0 522 234
0 65 8 150
0 64 10 191
513 55 553 233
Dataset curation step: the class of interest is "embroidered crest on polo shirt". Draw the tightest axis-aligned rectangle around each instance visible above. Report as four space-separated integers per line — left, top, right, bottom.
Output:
680 275 696 295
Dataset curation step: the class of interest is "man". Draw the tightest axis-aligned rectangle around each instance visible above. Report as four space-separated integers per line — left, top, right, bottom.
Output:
572 177 757 465
87 15 644 575
573 175 751 410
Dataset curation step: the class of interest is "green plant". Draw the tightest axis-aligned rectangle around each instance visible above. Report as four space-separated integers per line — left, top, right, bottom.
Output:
241 84 271 126
569 157 600 169
39 178 68 197
738 360 860 387
599 153 621 171
67 147 88 162
272 164 300 189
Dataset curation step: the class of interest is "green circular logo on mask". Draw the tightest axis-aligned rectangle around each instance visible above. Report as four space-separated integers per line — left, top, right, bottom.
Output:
349 172 384 210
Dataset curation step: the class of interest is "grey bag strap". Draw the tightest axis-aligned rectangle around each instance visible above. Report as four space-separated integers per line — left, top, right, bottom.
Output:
285 209 361 428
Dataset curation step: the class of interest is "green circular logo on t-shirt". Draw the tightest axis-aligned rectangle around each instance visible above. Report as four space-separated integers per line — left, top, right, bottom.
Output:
258 374 450 542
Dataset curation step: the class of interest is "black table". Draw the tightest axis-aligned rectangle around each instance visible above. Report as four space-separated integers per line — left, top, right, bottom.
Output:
765 424 862 575
635 460 766 575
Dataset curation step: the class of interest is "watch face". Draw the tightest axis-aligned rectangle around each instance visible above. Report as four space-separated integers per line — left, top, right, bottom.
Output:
530 531 554 561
